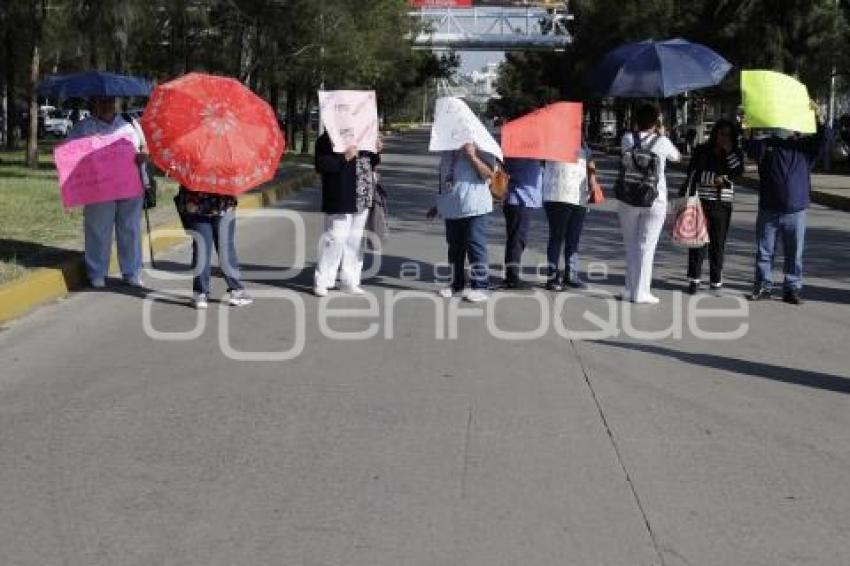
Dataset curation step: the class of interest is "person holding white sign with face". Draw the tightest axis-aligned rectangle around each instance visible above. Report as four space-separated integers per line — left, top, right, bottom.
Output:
313 131 382 296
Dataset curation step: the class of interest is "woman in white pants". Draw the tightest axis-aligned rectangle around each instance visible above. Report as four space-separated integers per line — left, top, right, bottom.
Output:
618 104 681 304
313 131 381 296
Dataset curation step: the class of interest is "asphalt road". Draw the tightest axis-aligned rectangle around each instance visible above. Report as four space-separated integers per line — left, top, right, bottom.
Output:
1 128 849 566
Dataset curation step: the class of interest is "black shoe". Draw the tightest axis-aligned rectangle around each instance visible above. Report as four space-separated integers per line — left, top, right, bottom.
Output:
687 281 700 295
545 281 564 292
783 290 804 305
749 287 772 301
505 278 532 290
563 278 588 290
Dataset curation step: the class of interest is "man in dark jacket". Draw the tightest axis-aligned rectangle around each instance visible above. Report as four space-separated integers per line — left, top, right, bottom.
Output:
745 120 831 305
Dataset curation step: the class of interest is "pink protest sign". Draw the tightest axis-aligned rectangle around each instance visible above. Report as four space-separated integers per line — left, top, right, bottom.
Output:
318 90 379 154
55 133 143 208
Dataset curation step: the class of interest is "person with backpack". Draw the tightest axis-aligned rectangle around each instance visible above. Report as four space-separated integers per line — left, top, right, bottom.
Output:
67 96 149 289
679 119 745 294
744 112 831 305
615 104 681 304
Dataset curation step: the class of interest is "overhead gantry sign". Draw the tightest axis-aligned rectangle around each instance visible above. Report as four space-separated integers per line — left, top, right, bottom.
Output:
409 0 574 52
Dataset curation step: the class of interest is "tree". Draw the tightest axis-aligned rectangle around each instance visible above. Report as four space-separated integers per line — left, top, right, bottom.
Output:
26 0 49 168
1 0 446 157
491 0 849 130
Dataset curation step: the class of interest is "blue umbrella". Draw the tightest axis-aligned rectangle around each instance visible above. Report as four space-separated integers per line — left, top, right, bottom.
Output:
37 71 152 98
589 38 732 98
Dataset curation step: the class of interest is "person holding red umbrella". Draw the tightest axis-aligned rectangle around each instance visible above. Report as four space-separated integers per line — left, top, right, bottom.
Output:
174 186 251 309
141 72 285 308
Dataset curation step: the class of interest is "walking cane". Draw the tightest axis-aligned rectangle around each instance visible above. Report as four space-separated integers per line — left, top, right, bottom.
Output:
144 208 156 270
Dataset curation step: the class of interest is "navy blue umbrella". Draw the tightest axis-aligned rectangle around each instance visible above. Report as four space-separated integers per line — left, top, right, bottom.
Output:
589 38 732 98
37 71 152 98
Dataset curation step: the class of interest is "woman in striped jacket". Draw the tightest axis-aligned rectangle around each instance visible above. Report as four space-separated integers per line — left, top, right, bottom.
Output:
680 119 745 294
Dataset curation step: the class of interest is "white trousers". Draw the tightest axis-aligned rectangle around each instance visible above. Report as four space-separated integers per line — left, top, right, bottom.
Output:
314 210 369 290
617 200 667 302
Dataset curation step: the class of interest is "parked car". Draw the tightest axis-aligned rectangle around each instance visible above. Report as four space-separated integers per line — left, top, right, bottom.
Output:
43 109 73 137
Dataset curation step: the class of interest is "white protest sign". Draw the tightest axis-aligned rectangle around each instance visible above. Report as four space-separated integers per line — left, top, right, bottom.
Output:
318 90 379 153
429 97 503 162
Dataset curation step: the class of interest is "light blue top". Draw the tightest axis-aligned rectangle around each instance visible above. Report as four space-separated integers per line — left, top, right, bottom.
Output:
436 150 494 219
504 158 543 208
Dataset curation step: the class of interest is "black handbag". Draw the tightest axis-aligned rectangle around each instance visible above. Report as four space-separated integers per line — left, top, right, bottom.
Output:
141 162 157 210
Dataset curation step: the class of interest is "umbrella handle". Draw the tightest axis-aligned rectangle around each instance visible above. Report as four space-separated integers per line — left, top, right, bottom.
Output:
144 209 156 270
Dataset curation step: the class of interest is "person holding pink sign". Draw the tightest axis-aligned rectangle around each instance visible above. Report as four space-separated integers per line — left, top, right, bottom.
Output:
67 96 149 288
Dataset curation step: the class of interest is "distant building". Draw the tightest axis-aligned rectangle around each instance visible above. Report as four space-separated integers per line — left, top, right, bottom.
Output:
464 62 501 102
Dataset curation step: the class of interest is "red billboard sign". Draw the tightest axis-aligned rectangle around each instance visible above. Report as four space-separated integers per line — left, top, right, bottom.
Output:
409 0 473 7
410 1 564 6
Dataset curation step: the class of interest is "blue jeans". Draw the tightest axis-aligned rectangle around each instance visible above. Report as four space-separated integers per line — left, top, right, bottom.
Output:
544 202 587 283
83 196 143 282
503 204 532 283
185 211 244 295
445 214 489 291
755 208 806 291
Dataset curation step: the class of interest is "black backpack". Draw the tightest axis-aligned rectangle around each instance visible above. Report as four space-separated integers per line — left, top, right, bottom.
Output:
614 132 661 207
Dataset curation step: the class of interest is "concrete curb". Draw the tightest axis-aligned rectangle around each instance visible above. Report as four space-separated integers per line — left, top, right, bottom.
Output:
0 170 316 325
811 189 850 212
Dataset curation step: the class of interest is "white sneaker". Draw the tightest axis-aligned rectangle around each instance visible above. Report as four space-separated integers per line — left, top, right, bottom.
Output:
438 287 456 298
227 290 254 306
313 287 329 297
342 285 366 295
464 289 489 303
634 294 660 305
194 294 208 310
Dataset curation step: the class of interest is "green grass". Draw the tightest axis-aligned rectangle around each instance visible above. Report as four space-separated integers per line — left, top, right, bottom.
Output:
0 143 84 283
0 144 313 285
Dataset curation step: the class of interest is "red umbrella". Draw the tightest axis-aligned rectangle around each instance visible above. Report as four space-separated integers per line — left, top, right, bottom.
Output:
141 72 285 195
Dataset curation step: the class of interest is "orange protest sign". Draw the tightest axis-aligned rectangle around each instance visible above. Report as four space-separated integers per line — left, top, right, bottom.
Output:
501 102 583 163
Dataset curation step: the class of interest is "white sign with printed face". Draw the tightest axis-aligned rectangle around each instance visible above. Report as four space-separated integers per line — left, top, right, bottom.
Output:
429 96 503 161
318 90 379 154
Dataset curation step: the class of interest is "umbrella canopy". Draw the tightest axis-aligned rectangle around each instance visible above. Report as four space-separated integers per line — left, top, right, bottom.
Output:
141 72 285 196
589 38 732 99
38 71 152 98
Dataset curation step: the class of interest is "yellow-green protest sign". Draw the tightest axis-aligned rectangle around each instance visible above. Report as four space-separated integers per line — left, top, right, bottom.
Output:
741 70 816 133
